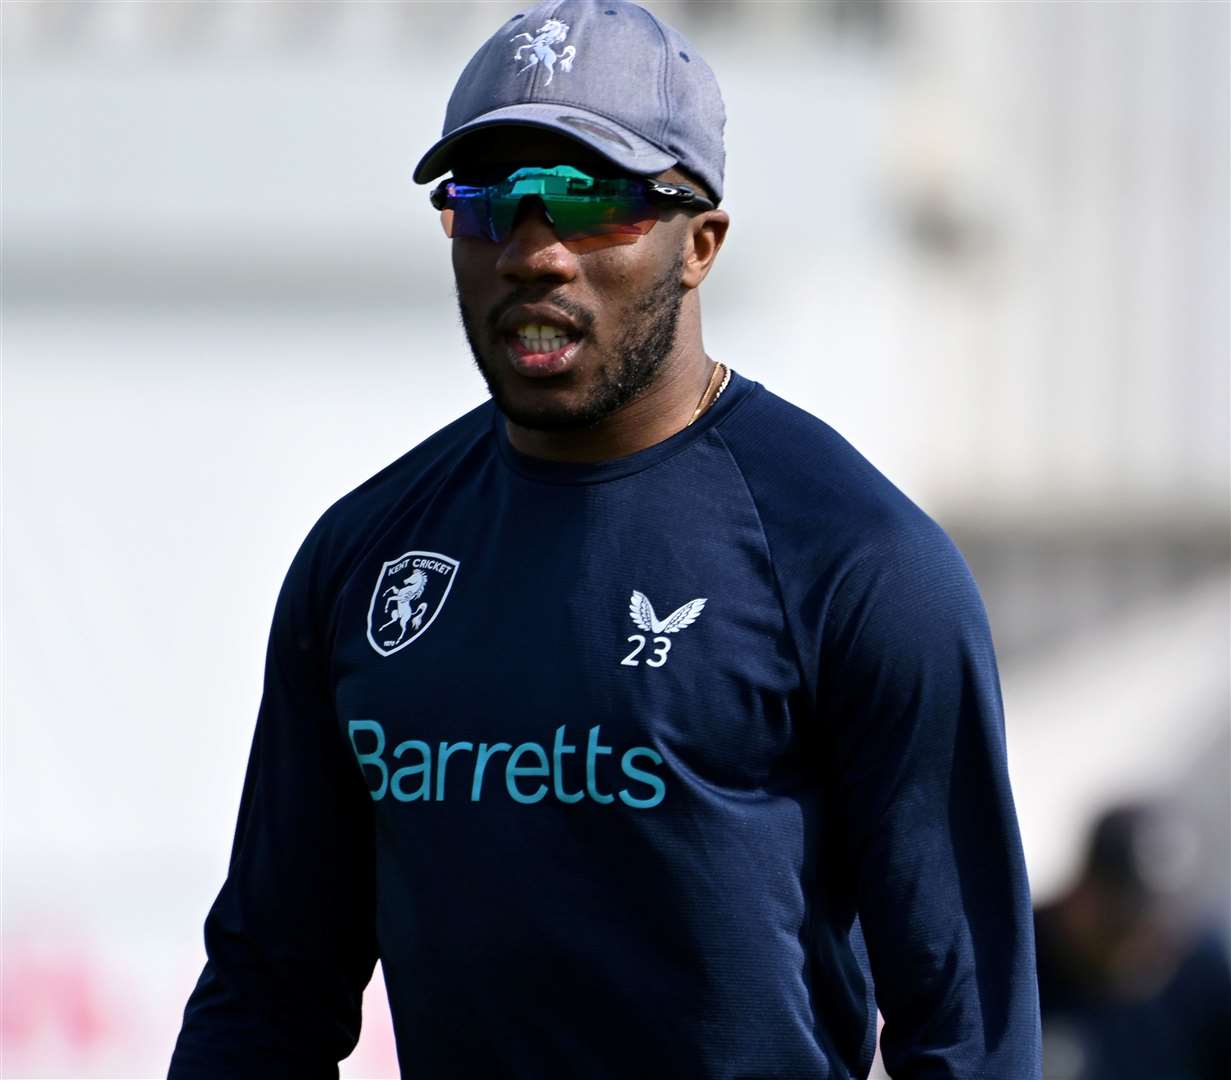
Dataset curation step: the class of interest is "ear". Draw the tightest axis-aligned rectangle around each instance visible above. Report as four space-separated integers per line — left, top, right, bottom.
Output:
681 209 730 290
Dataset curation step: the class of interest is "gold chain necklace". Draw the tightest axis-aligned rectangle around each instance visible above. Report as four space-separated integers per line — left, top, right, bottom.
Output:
687 361 730 427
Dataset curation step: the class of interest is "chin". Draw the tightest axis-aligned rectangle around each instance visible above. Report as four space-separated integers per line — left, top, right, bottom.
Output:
467 326 670 435
484 373 608 432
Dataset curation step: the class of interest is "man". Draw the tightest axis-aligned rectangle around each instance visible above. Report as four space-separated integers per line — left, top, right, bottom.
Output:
169 3 1041 1077
1034 802 1231 1079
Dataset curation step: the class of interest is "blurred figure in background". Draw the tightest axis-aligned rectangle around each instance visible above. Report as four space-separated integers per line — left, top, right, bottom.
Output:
1034 801 1231 1080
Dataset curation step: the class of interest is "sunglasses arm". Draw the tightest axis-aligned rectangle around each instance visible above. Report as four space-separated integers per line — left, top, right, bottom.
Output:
644 180 715 211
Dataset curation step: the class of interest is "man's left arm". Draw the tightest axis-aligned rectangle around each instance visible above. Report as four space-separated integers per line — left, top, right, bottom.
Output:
818 517 1042 1079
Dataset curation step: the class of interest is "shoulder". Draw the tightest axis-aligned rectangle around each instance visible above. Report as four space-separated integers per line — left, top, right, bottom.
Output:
322 399 493 530
714 380 954 575
283 400 495 604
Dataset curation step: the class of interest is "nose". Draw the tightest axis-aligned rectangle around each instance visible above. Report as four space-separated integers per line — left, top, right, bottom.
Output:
494 197 579 285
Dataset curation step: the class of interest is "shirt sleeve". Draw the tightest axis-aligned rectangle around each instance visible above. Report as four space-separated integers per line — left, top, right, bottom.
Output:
818 518 1042 1079
168 526 379 1079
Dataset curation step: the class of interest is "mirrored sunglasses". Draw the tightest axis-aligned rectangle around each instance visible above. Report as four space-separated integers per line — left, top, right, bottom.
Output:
429 165 714 251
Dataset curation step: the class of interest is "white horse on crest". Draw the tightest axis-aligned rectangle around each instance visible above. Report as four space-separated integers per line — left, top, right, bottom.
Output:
511 19 577 86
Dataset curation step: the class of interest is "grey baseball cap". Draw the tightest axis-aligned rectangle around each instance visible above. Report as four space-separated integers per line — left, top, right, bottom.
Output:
413 0 726 202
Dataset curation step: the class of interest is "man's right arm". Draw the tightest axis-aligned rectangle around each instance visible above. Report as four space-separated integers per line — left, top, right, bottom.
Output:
168 527 379 1079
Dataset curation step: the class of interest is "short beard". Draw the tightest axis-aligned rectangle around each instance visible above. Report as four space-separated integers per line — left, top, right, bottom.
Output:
457 250 686 432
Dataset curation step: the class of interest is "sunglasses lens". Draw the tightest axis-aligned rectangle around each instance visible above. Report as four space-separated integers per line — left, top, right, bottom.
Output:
547 196 658 242
435 169 662 246
439 186 495 240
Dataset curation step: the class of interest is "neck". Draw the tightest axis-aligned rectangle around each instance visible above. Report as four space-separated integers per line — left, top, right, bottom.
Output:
504 321 717 464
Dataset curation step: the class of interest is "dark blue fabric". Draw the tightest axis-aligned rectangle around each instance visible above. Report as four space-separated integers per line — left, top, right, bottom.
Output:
169 371 1041 1079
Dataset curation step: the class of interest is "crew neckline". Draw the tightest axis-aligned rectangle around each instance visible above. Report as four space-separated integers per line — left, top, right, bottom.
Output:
492 368 757 485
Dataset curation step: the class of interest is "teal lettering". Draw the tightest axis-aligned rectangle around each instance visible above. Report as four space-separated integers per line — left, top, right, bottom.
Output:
391 739 431 802
436 741 474 800
585 725 614 804
552 724 584 804
619 747 666 808
349 723 667 809
472 741 512 801
506 742 550 804
348 719 388 801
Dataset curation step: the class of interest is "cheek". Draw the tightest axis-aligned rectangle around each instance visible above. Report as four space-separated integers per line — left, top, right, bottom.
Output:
586 251 675 328
451 239 499 295
584 244 665 306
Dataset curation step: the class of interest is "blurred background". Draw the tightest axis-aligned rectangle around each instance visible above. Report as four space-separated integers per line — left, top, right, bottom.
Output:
2 1 1227 1077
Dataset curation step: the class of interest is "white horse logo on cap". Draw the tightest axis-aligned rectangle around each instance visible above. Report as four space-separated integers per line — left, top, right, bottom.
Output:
510 18 576 86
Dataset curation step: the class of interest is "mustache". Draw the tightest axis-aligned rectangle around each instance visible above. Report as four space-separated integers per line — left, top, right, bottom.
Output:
484 290 597 338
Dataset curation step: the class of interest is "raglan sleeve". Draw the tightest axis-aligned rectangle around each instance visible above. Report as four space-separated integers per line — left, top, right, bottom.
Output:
168 521 379 1079
817 517 1042 1079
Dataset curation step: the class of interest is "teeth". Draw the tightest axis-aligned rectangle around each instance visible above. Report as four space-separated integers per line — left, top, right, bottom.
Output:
515 323 572 353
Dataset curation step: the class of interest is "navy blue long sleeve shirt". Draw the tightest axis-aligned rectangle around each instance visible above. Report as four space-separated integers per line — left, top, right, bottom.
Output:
169 370 1042 1078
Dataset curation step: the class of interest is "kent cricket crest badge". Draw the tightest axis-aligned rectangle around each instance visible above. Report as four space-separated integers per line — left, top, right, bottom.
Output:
366 550 460 657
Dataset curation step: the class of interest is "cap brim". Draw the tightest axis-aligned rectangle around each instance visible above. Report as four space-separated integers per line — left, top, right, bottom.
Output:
412 102 676 184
